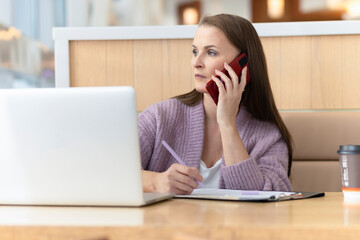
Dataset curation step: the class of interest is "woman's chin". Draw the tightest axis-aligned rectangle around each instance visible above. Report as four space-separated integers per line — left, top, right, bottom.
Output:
194 83 209 94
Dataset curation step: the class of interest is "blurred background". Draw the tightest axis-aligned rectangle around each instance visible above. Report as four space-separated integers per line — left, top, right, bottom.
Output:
1 0 360 89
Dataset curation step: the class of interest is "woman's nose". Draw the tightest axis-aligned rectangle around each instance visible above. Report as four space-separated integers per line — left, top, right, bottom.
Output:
192 55 204 69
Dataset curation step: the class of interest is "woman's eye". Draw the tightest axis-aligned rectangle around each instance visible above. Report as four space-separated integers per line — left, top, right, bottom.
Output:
208 50 217 56
192 49 198 56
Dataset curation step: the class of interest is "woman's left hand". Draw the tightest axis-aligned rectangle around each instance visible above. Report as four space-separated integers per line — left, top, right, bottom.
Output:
211 62 247 127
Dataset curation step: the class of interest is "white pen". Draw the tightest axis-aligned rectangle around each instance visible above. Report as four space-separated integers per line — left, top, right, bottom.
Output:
161 140 203 186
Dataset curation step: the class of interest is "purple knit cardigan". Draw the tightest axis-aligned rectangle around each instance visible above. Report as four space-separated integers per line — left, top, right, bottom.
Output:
137 98 292 191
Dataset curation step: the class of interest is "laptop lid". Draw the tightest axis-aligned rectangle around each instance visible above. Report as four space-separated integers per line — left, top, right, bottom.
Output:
0 87 171 206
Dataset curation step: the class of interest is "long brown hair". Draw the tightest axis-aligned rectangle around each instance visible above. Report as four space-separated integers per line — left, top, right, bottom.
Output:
175 14 293 176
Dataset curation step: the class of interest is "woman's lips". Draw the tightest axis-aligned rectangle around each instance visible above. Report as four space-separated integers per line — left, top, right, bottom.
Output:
195 74 206 79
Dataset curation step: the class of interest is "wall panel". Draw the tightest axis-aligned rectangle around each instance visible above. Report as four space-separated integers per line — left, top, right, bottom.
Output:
68 35 360 111
106 40 134 86
162 39 193 100
133 40 163 111
342 35 360 109
261 37 281 108
70 40 107 87
311 36 343 109
280 36 312 110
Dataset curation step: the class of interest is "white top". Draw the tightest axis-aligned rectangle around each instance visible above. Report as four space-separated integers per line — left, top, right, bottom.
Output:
198 159 222 189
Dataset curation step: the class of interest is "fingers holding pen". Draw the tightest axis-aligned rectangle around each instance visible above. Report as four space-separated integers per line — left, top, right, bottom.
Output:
155 164 203 195
176 164 203 184
159 141 203 194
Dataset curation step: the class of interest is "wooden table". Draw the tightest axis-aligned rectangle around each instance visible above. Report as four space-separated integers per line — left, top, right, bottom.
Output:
0 192 359 240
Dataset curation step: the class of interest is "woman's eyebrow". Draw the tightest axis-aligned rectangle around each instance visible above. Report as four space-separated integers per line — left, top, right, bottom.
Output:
192 44 218 49
204 45 217 49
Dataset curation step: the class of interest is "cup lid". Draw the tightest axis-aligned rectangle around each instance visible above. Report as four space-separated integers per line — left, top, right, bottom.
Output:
338 145 360 154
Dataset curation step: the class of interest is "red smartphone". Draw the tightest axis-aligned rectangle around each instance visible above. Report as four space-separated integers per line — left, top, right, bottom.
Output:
205 53 250 105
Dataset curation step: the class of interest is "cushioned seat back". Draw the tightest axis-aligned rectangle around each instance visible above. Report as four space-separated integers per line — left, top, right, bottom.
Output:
280 111 360 192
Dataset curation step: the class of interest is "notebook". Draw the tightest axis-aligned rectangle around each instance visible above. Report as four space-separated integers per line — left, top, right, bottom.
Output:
175 188 325 202
0 86 173 207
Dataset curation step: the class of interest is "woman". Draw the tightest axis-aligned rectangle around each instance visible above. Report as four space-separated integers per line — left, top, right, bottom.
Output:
139 14 293 195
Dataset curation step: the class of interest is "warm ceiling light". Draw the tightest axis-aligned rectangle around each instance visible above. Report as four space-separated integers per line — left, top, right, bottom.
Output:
183 7 199 25
326 0 344 10
267 0 285 19
344 0 360 19
0 27 21 41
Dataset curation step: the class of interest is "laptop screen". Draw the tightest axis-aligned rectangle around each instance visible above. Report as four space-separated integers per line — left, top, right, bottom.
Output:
0 87 145 206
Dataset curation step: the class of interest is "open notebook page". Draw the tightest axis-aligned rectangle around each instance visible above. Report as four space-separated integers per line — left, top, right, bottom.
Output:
175 188 302 201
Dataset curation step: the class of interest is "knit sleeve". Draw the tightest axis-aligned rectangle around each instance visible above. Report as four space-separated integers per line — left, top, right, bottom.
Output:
219 124 292 191
137 107 157 170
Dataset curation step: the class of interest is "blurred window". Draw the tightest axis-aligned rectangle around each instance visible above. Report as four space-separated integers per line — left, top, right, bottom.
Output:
13 0 39 39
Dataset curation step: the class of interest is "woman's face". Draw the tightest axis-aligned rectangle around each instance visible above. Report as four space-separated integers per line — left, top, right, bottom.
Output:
191 25 240 93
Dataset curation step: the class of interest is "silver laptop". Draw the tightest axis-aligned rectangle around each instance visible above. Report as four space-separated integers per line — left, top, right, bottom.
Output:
0 86 172 206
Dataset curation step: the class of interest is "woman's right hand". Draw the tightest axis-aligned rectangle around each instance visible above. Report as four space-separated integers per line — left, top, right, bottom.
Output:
153 163 203 195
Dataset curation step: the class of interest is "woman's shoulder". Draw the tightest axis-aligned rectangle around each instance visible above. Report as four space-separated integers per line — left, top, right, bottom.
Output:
238 107 281 137
142 98 186 114
139 98 201 119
